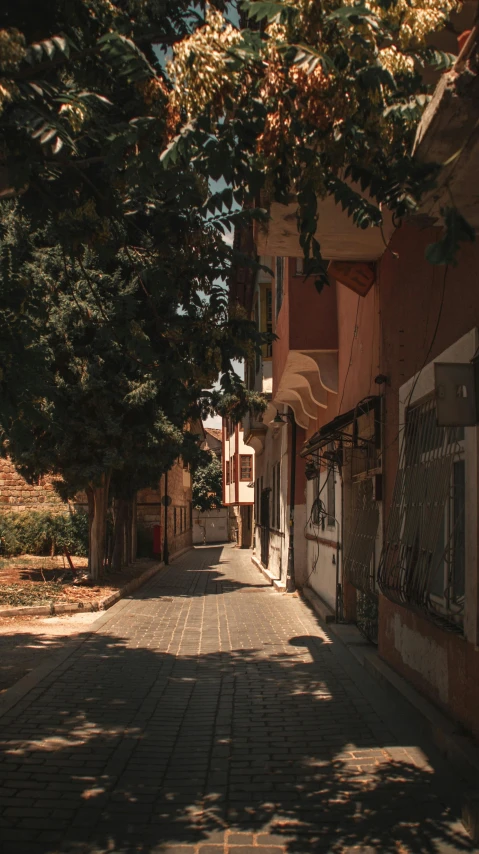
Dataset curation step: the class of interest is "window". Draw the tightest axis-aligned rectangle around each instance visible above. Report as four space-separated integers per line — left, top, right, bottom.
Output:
275 257 284 319
225 460 230 485
240 455 252 481
429 458 465 603
378 394 465 630
173 507 177 535
255 477 260 525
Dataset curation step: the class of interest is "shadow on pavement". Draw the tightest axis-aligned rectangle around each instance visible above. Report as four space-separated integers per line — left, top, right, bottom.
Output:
0 547 475 854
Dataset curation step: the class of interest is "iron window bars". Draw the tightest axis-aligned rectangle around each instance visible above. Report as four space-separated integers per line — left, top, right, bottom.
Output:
377 395 465 632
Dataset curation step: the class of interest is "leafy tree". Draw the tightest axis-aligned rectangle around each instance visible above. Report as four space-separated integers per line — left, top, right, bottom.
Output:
0 202 266 578
164 0 468 283
193 454 223 512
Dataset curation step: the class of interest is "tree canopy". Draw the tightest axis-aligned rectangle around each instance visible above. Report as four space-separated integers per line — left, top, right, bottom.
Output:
193 454 223 512
164 0 471 281
0 0 469 574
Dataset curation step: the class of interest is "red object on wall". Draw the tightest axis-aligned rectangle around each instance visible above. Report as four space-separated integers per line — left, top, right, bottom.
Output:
153 524 162 556
328 261 375 297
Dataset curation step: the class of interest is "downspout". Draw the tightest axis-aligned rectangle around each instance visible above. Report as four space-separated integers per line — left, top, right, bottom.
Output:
286 408 296 593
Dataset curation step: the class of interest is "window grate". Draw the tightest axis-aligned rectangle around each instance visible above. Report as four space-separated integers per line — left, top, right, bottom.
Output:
344 478 379 596
377 396 464 631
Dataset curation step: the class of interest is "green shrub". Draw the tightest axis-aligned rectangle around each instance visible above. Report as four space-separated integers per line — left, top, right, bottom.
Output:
0 511 89 557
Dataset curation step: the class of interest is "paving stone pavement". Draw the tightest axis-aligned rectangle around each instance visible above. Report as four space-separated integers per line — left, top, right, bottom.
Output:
0 544 477 854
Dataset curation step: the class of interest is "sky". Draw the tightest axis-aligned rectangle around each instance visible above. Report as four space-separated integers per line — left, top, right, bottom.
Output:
203 174 241 429
157 17 242 431
204 358 244 429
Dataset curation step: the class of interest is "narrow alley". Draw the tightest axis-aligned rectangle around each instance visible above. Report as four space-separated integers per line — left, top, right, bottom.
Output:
0 545 476 854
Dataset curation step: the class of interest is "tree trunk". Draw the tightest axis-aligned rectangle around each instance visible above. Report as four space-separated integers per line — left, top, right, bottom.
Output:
86 486 95 575
125 498 133 566
111 498 128 572
88 472 111 583
130 493 138 563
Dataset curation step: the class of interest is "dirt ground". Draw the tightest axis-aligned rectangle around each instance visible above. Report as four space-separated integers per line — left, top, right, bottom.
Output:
0 556 160 692
0 610 101 693
0 554 157 607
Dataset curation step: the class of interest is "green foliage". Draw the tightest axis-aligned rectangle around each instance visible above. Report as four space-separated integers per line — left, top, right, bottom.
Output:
192 454 223 512
165 0 469 277
0 1 273 575
0 511 88 557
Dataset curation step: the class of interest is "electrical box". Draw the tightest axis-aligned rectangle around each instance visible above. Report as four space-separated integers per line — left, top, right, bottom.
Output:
434 362 478 426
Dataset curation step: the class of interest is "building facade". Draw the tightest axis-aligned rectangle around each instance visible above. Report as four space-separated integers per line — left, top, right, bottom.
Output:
233 22 479 743
192 424 229 544
239 240 479 742
222 419 254 547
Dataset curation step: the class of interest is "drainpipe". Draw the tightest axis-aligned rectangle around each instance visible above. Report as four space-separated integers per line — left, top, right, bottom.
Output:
286 409 296 593
163 470 169 565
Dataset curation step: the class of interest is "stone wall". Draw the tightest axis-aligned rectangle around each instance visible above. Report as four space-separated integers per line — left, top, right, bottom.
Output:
0 456 193 561
0 458 70 515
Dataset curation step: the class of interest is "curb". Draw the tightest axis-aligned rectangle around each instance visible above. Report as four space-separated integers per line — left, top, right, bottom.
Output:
0 560 166 619
327 621 479 793
251 554 286 592
301 584 336 623
0 597 133 721
0 546 194 721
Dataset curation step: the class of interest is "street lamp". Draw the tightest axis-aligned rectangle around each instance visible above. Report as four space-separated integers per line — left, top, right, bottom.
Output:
273 408 296 593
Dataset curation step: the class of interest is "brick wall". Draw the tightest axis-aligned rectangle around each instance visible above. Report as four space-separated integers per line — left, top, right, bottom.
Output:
0 458 70 515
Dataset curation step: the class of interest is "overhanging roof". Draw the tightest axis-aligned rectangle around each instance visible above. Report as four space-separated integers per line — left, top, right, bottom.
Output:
300 396 380 457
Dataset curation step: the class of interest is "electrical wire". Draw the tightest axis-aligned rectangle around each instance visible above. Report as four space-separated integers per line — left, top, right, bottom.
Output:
338 295 361 415
303 465 340 586
380 264 449 459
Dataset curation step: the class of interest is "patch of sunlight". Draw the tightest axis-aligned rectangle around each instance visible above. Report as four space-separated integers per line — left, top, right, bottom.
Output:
81 787 106 800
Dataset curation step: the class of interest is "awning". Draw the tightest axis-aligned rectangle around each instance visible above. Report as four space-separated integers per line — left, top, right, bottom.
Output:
300 396 380 458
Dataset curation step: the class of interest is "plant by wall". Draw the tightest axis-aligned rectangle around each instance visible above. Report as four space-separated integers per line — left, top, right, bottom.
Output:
0 511 88 557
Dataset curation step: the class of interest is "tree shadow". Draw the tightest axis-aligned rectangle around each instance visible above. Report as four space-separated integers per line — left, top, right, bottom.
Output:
0 630 80 692
138 546 271 599
0 548 476 854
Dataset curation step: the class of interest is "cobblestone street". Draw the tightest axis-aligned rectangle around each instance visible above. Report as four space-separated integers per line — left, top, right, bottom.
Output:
0 544 476 854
